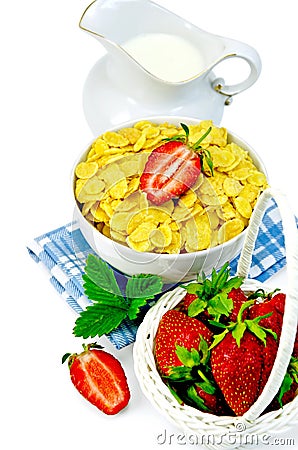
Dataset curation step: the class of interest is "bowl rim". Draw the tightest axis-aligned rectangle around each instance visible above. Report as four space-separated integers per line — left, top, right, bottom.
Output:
71 115 268 260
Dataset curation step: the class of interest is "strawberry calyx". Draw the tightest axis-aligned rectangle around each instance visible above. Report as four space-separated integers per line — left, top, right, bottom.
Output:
248 288 281 301
183 262 244 321
209 300 278 350
164 338 217 412
277 356 298 407
162 123 213 175
62 342 104 368
165 338 211 383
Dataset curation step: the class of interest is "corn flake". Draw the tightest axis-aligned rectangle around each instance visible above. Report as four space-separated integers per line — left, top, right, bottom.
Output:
75 161 98 179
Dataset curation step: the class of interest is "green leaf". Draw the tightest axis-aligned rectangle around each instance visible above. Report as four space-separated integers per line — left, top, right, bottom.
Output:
209 329 229 350
196 381 216 395
245 320 267 346
175 345 199 368
199 337 210 365
125 274 163 319
277 372 293 407
221 276 244 293
84 254 122 296
180 123 190 140
186 385 210 411
62 353 71 364
192 126 212 149
125 274 163 301
73 302 128 338
83 275 123 303
208 320 228 329
188 298 207 317
184 283 201 294
127 297 148 320
207 292 233 319
231 322 247 347
167 366 193 382
166 382 184 405
213 262 230 288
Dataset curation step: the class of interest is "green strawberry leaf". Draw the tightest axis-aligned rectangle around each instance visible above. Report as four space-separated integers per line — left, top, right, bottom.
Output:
196 380 216 395
62 353 72 364
213 262 229 288
277 372 293 407
167 366 193 382
180 123 190 140
126 273 163 301
175 345 200 368
209 329 229 350
83 275 123 303
199 337 210 365
166 382 184 405
73 301 128 338
221 276 244 293
192 126 212 149
232 322 247 347
184 282 202 294
186 385 210 412
245 320 267 346
207 292 233 319
126 274 163 319
188 298 207 317
84 254 122 296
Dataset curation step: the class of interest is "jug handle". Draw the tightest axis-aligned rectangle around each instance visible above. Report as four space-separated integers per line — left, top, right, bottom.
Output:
211 38 262 101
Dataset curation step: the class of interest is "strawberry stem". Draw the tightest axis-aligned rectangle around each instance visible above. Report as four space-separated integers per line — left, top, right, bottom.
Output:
192 127 212 149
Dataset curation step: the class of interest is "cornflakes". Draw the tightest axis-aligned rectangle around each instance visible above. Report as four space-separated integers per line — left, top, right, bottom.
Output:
74 120 268 254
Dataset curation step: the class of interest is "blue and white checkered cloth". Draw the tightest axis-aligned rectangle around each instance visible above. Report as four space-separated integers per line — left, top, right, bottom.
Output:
27 198 296 349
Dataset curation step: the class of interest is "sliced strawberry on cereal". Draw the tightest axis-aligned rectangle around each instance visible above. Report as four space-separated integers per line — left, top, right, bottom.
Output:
140 124 212 205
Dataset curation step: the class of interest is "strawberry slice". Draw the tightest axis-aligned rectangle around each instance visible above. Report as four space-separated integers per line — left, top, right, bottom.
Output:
140 124 212 205
63 344 130 415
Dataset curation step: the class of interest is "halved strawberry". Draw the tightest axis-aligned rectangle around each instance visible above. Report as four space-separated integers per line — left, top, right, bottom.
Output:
140 124 212 205
63 343 130 415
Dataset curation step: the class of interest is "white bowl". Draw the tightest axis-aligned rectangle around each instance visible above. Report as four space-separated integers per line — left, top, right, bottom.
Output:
72 116 267 283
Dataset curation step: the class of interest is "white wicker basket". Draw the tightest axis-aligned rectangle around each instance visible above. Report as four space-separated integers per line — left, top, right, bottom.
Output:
133 188 298 449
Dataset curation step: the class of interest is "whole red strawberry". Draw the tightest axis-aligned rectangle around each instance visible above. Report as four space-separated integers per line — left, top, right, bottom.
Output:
248 291 285 337
63 343 130 415
140 124 212 205
155 309 213 376
227 288 249 322
211 331 263 415
210 300 279 416
155 312 230 414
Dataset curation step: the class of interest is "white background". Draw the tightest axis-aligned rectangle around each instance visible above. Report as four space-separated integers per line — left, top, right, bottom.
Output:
1 1 298 449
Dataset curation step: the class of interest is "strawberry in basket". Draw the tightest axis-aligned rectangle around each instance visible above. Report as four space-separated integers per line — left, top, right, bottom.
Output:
154 262 298 417
181 262 248 326
140 124 213 205
154 309 231 414
209 299 279 415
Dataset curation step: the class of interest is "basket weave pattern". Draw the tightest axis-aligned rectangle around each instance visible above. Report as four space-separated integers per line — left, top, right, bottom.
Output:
133 188 298 449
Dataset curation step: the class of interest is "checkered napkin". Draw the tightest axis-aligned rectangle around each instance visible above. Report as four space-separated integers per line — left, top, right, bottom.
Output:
26 198 297 350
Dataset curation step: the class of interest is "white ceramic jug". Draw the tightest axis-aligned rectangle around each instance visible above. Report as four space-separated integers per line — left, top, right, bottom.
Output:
80 0 261 134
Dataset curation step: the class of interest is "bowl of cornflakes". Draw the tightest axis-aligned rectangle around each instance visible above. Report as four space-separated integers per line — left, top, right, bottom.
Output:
72 117 268 282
